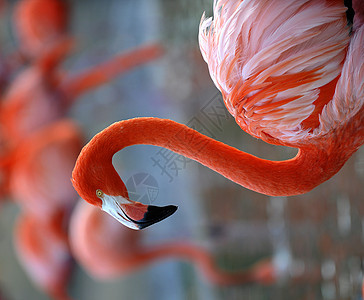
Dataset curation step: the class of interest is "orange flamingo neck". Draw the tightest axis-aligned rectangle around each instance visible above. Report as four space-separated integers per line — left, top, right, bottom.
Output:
80 117 351 197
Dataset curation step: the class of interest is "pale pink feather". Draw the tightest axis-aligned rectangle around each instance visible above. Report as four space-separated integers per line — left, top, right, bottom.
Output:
199 0 350 144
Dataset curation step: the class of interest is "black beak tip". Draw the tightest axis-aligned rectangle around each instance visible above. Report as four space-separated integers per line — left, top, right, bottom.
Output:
136 204 178 230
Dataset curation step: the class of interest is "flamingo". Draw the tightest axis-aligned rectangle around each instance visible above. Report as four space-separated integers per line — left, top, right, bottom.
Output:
0 40 164 147
69 199 275 285
0 39 73 147
1 42 164 299
8 121 81 300
14 212 73 300
72 0 363 230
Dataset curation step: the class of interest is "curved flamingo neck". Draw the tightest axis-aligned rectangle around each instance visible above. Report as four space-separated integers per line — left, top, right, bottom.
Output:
89 117 348 196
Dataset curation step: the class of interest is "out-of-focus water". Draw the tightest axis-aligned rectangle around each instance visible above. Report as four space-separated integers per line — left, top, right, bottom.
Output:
0 0 363 299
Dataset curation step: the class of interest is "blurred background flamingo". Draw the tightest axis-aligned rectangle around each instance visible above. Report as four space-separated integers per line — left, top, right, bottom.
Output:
0 41 163 148
13 0 69 60
69 199 275 285
0 0 362 300
0 0 166 299
9 120 81 300
14 212 73 300
0 0 163 148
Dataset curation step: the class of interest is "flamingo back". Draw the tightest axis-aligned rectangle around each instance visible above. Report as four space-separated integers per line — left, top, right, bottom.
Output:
199 0 351 146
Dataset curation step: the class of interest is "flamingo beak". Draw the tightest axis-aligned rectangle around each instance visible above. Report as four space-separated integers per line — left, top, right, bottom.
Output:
99 193 177 230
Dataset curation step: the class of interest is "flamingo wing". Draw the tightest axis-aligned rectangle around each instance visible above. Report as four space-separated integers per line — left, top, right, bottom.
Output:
199 0 350 145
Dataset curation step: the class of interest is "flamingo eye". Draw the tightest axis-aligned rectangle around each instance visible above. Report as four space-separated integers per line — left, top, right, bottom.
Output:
96 189 104 198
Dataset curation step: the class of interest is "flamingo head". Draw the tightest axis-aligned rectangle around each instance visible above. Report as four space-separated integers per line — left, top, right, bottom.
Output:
94 188 177 231
14 0 69 57
72 146 177 230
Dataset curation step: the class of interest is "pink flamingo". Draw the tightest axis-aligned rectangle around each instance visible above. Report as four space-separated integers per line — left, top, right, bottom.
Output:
0 39 73 147
69 199 275 285
14 211 73 300
1 15 164 297
0 41 163 147
9 120 81 300
72 0 363 229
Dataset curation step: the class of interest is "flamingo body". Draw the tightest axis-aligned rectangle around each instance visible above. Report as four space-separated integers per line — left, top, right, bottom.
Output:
72 0 363 229
10 120 82 220
1 67 64 144
14 212 73 300
199 0 357 146
0 38 74 146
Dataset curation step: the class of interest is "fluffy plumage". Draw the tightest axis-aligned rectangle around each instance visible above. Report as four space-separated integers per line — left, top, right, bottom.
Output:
199 0 357 145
